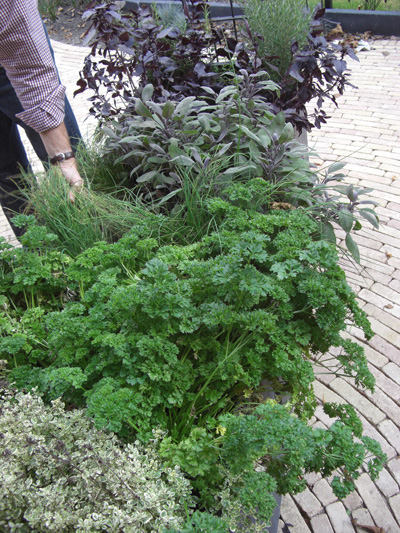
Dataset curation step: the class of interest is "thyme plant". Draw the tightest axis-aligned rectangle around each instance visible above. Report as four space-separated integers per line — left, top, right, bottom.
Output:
0 385 193 532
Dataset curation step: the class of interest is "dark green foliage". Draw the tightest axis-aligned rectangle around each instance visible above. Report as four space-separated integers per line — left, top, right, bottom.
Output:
160 400 386 524
2 206 374 440
165 511 229 533
0 199 385 527
3 2 386 526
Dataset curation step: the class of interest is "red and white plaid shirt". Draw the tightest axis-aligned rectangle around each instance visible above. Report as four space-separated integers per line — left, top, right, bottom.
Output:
0 0 65 132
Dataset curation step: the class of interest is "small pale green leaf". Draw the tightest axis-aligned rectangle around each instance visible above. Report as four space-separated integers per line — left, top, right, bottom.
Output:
259 79 280 94
358 187 374 195
141 84 154 102
258 133 271 149
215 143 233 159
216 86 236 103
223 164 257 175
359 207 379 216
136 170 159 183
279 123 294 143
149 143 166 155
157 174 177 185
156 188 182 205
102 126 119 140
248 140 261 159
168 143 186 159
198 116 210 131
148 156 166 164
270 112 285 136
115 152 136 164
347 184 357 202
240 125 263 145
201 86 216 96
175 97 197 115
170 155 195 166
147 101 163 117
116 135 141 143
129 163 144 176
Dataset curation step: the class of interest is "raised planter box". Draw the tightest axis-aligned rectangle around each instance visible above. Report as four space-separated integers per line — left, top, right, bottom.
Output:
324 9 400 36
125 2 400 36
125 0 243 18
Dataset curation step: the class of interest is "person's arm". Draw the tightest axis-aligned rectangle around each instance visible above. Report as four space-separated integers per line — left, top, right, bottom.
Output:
40 124 83 187
0 0 82 186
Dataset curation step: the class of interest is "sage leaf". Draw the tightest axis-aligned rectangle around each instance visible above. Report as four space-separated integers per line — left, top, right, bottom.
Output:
162 101 175 119
135 100 153 119
141 84 154 102
359 209 379 229
345 234 360 264
322 221 336 245
328 162 346 174
338 210 354 234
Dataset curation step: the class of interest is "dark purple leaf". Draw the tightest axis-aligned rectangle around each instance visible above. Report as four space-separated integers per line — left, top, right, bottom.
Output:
82 26 97 46
288 67 304 83
118 45 135 56
157 27 180 40
73 78 87 96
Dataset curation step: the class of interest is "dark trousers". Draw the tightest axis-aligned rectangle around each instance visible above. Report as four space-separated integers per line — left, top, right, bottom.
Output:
0 25 82 236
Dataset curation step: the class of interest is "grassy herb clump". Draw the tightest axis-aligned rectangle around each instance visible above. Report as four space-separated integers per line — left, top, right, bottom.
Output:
240 0 314 78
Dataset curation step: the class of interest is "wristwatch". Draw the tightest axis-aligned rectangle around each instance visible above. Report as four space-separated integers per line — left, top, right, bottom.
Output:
50 151 75 165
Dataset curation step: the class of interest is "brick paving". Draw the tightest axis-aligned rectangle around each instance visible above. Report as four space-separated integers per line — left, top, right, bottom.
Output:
0 36 399 533
279 37 400 533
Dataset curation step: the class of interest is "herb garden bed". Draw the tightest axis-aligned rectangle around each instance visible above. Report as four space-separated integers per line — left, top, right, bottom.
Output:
0 1 388 530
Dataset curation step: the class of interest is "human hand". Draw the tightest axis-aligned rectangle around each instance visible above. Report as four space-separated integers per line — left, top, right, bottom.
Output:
59 158 84 201
39 123 84 200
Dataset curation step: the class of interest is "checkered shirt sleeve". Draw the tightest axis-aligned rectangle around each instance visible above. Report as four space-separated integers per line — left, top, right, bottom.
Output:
0 0 65 133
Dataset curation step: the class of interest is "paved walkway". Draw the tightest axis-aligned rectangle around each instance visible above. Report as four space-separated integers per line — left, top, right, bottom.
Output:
0 36 399 533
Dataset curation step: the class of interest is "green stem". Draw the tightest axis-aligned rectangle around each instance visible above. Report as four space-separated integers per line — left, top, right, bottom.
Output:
176 331 254 435
126 418 139 432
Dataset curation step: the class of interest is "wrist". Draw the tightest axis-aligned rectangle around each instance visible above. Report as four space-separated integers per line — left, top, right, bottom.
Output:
50 151 75 165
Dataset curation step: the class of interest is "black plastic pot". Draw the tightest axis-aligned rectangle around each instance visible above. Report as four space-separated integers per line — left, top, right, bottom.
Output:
267 494 282 533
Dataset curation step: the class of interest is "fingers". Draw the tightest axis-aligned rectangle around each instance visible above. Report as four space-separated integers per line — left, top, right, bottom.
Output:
58 158 84 195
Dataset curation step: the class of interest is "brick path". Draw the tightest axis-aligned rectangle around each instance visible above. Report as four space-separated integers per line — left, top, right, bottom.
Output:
280 37 400 533
1 36 399 533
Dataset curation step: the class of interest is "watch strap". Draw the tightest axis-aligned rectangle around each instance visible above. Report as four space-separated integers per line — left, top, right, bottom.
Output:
50 151 75 165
